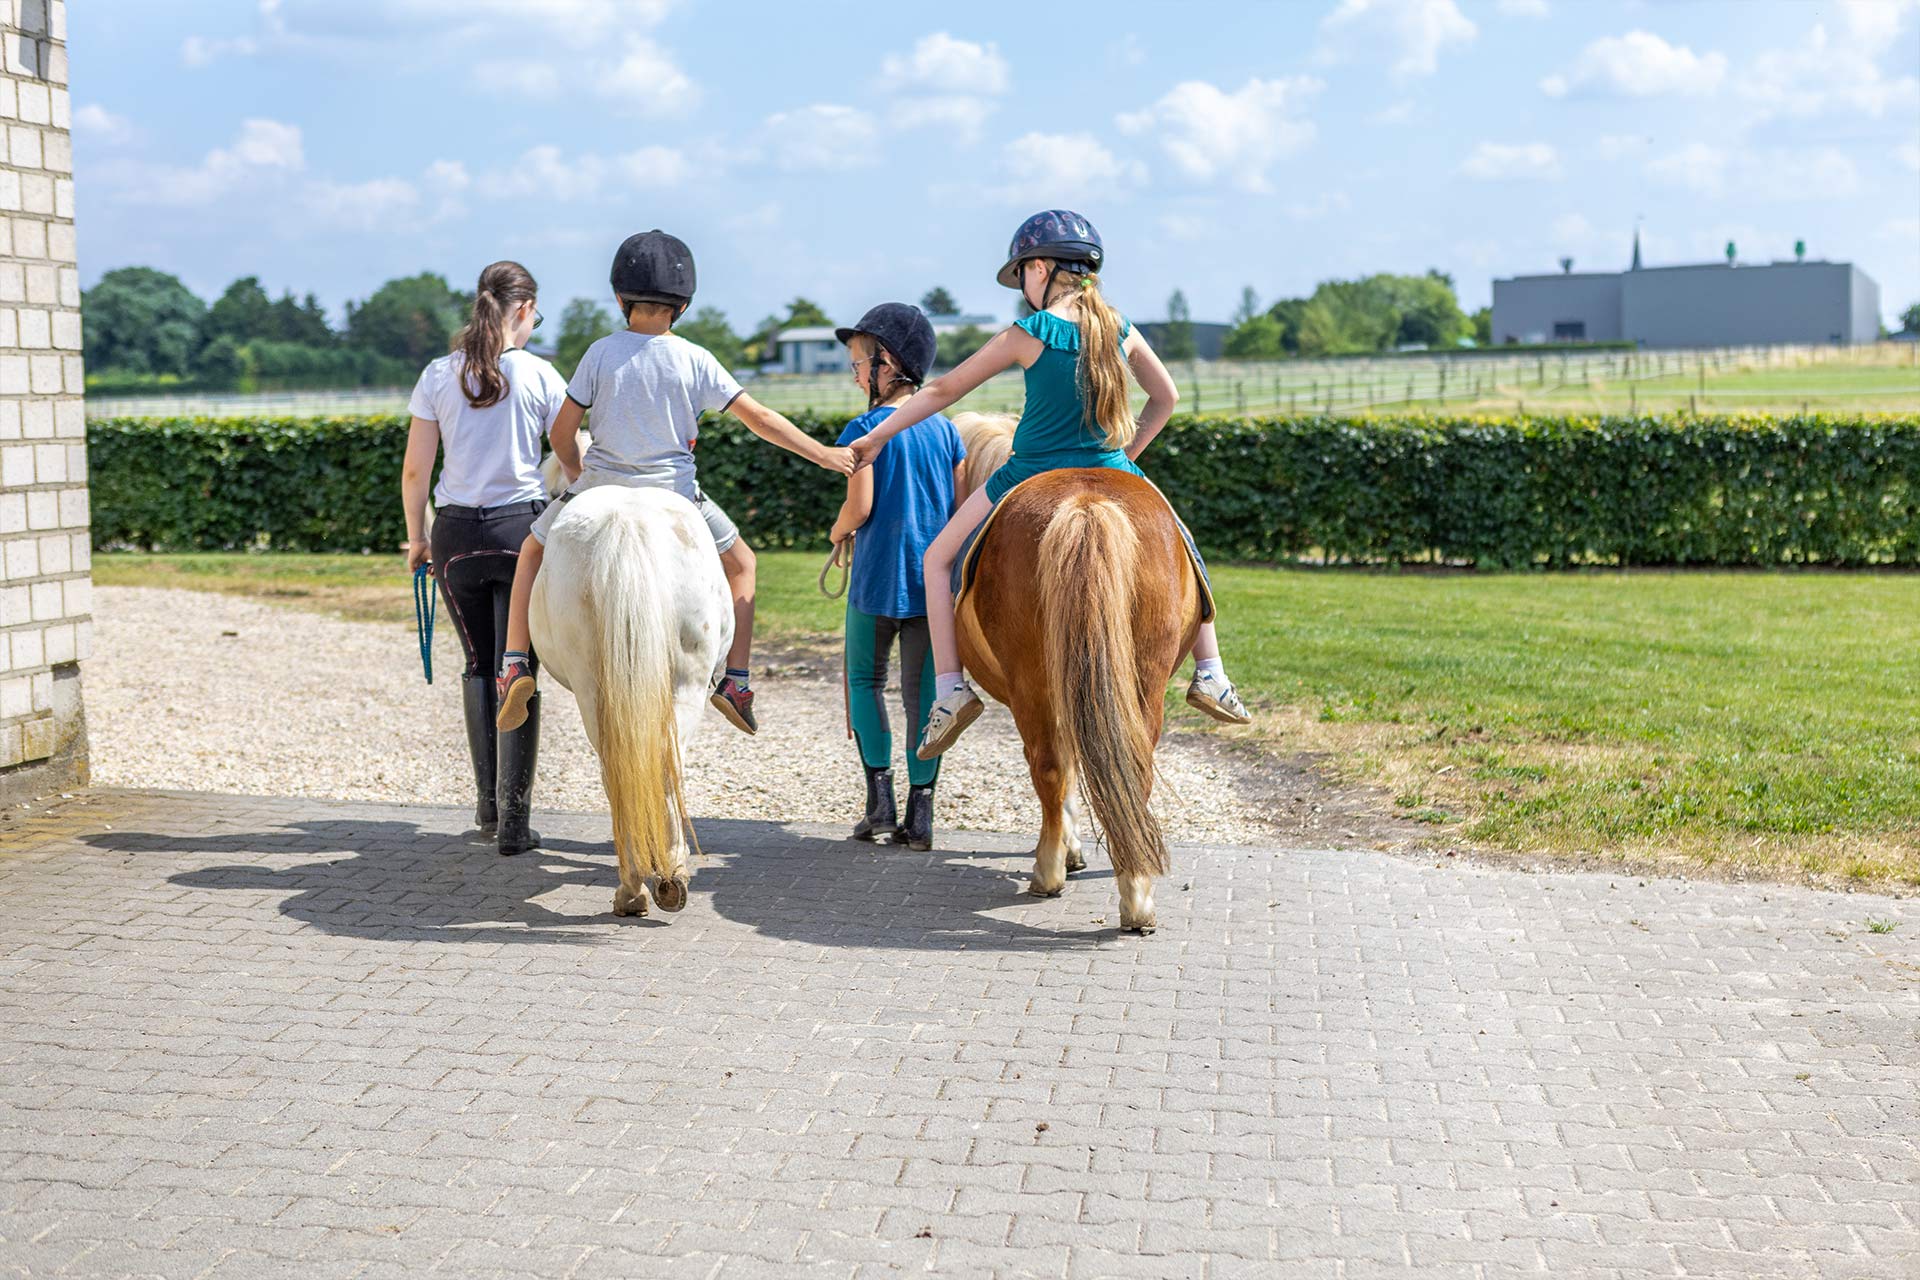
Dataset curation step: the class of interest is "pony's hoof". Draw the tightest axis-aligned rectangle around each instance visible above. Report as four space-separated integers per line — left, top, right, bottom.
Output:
1028 879 1066 898
1123 918 1158 935
653 876 688 913
1065 849 1087 873
612 886 649 917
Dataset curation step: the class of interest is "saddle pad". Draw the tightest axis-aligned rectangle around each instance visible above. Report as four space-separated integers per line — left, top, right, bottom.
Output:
952 473 1216 623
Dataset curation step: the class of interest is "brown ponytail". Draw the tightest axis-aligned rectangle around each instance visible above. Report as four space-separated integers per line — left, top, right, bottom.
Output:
1068 273 1135 449
453 260 537 409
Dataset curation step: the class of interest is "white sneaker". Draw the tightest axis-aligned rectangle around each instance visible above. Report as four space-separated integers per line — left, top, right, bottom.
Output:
916 686 984 760
1186 671 1251 725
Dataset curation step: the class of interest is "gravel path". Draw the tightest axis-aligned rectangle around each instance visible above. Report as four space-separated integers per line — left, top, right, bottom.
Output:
88 586 1415 848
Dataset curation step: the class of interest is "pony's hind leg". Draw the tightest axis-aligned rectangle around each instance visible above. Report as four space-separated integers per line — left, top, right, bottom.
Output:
612 838 650 917
652 788 691 913
1062 791 1086 874
1117 874 1157 933
1015 714 1072 898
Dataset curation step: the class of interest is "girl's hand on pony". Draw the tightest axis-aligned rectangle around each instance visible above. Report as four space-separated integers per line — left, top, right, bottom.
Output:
817 445 857 475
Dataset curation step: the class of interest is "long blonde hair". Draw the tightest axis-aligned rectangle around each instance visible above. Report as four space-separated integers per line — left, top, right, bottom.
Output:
1046 268 1134 449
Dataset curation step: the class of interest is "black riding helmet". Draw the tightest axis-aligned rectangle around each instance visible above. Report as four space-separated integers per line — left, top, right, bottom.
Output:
995 209 1104 290
835 302 937 386
610 230 696 319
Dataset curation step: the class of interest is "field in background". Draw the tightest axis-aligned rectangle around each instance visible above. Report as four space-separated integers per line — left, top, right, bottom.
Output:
94 551 1920 891
84 340 1920 421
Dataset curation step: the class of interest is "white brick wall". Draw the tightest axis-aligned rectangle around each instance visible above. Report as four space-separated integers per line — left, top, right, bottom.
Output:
0 0 85 787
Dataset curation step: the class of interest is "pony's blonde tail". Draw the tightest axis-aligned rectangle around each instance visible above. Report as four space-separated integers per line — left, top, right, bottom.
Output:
587 510 689 885
1037 496 1168 881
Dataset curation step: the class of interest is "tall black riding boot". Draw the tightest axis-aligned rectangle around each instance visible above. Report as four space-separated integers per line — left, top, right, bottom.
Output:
901 783 935 851
461 675 499 832
852 766 899 842
496 691 542 856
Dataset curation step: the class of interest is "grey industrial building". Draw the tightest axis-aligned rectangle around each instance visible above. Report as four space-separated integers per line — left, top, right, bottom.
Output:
1491 237 1881 349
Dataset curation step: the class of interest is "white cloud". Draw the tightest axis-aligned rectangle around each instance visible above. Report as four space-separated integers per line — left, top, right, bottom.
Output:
1371 99 1417 125
181 32 259 68
1646 142 1729 194
1540 30 1727 98
1648 143 1861 201
182 0 697 114
1496 0 1548 16
476 60 563 97
761 104 879 173
1740 12 1920 120
1459 141 1561 181
73 104 134 143
1156 213 1211 241
307 177 421 232
1881 215 1920 244
1115 77 1320 192
1108 34 1147 68
1284 190 1352 220
616 145 691 187
1898 142 1920 172
878 32 1008 95
877 33 1008 146
1596 133 1651 161
1318 0 1477 79
892 97 1000 145
991 131 1146 205
424 159 471 191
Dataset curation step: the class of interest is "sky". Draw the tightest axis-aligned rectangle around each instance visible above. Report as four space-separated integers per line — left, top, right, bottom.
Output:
69 0 1920 331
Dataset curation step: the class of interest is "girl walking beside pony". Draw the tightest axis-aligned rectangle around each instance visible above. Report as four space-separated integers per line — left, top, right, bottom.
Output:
849 210 1252 759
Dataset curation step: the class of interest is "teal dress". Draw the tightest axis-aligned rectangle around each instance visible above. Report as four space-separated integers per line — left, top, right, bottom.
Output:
983 310 1145 505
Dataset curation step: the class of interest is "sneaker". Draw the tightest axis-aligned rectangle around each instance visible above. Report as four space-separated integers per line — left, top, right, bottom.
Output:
915 686 983 760
710 676 757 735
495 657 537 731
1186 671 1251 725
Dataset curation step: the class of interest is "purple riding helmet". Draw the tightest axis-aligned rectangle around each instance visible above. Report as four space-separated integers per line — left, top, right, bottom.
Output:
995 209 1104 289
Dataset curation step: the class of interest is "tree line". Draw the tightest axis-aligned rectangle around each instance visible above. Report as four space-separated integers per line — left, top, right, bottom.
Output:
82 270 1002 394
1153 270 1490 362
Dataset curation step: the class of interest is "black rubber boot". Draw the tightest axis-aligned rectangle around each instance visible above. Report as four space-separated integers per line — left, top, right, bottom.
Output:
461 675 499 832
851 766 899 843
901 783 935 851
496 691 541 856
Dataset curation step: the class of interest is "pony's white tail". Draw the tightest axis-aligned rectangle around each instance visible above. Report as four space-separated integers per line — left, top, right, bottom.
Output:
587 509 689 884
1037 496 1169 881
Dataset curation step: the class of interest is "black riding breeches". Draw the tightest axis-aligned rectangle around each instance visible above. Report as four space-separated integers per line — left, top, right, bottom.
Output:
430 500 546 679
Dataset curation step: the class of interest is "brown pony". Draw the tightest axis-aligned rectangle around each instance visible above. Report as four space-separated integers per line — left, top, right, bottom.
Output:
952 414 1202 932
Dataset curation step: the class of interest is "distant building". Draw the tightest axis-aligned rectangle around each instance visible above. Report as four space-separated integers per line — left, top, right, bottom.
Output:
1492 234 1881 349
772 312 1001 375
769 326 841 375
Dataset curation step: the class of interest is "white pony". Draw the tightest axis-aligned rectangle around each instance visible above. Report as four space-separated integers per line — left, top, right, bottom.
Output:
528 484 733 918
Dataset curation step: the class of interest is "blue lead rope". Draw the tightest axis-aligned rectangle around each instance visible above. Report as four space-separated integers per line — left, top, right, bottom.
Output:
413 564 437 684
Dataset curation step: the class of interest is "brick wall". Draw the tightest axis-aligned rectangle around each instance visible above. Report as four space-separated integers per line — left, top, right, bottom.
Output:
0 0 87 801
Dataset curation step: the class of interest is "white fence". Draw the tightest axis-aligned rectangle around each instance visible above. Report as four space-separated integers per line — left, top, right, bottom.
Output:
85 341 1918 421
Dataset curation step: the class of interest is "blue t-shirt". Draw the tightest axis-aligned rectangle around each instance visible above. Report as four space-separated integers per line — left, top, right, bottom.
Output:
837 406 966 618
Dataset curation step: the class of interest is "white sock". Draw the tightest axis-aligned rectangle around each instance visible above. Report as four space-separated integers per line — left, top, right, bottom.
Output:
935 671 967 700
1195 657 1226 681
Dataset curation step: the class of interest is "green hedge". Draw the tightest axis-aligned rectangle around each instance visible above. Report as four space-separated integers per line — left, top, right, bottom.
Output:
88 412 1920 566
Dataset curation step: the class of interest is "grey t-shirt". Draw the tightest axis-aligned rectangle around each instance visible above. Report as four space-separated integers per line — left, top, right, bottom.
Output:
566 330 743 498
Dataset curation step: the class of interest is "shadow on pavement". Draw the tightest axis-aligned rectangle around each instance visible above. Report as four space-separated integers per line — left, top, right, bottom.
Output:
83 811 1107 953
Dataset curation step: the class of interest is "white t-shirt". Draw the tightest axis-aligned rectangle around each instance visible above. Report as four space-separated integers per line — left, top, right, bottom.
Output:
409 348 570 508
566 331 743 498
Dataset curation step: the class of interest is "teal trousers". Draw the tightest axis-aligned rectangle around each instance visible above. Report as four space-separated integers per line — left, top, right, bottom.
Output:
844 604 940 788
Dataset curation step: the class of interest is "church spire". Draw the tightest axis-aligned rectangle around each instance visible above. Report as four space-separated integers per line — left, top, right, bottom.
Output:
1630 226 1643 271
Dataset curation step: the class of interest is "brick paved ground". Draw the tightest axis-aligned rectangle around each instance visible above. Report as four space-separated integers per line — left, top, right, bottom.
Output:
0 788 1915 1279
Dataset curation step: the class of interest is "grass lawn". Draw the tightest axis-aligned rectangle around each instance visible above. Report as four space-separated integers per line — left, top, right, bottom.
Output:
96 551 1919 890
